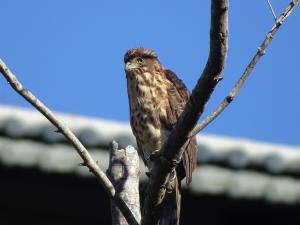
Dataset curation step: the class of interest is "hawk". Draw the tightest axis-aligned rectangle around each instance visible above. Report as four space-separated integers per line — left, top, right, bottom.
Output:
124 47 197 225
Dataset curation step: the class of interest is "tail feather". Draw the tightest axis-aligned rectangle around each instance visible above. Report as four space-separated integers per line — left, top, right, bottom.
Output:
158 176 181 225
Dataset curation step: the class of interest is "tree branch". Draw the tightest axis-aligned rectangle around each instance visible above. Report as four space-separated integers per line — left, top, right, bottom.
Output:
1 1 298 225
142 1 228 225
267 0 277 21
190 0 300 137
108 141 141 225
0 60 139 225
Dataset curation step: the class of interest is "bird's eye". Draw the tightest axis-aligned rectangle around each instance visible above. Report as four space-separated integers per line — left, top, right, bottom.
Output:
136 57 143 63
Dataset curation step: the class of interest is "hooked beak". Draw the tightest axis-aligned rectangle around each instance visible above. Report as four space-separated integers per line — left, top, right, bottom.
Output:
125 62 138 71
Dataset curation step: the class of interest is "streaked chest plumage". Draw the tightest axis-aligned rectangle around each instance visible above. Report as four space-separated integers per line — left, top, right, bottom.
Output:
126 70 170 167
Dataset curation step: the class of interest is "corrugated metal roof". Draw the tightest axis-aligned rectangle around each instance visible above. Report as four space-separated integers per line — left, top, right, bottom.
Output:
1 104 300 204
1 104 300 174
1 136 300 204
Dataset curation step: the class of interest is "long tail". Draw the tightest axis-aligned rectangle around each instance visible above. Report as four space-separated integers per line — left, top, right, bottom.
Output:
158 176 181 225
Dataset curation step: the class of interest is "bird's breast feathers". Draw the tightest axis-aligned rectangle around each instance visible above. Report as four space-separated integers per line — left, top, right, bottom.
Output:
127 71 171 163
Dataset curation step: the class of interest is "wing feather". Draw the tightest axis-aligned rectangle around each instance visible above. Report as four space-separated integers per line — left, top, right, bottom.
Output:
163 69 198 185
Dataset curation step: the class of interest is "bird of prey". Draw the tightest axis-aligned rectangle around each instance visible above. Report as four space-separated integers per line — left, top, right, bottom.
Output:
124 47 197 225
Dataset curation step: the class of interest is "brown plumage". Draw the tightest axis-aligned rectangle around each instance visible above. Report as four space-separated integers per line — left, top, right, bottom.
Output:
124 47 197 225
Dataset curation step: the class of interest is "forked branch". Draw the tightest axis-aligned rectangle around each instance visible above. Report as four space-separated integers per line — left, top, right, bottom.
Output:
0 1 299 225
142 1 228 225
142 0 300 224
190 0 300 137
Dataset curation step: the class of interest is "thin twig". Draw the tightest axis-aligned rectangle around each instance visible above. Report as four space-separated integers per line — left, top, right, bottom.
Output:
190 0 300 137
267 0 277 21
142 0 228 224
0 60 140 225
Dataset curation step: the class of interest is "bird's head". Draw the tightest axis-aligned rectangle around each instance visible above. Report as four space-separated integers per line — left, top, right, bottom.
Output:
124 48 161 75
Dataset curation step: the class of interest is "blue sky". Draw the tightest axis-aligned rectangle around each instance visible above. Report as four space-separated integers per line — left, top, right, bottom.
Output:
1 1 299 146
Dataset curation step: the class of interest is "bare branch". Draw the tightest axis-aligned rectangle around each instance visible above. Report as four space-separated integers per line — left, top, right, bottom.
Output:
0 60 139 225
142 1 228 224
108 141 141 225
267 0 277 21
190 0 300 137
1 1 298 225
